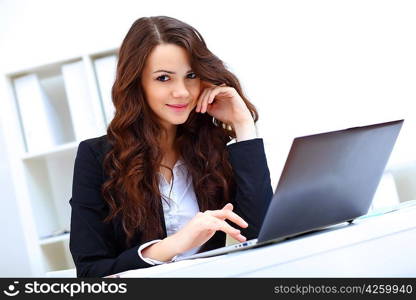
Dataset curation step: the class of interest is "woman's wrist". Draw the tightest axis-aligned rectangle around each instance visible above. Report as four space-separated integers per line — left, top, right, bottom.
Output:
141 234 182 262
232 118 257 142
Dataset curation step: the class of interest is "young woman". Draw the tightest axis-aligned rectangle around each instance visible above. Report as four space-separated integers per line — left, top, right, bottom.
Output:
69 15 273 278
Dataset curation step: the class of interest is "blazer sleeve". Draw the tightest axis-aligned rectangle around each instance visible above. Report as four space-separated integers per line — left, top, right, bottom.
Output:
227 138 273 240
69 141 152 278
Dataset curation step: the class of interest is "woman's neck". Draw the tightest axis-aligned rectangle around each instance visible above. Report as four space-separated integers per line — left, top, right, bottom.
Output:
160 124 179 166
160 124 177 152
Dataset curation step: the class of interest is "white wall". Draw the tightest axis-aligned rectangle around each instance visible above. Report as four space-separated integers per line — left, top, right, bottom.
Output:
1 0 416 276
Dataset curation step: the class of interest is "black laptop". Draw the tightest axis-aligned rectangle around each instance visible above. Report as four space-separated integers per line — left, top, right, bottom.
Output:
177 119 404 261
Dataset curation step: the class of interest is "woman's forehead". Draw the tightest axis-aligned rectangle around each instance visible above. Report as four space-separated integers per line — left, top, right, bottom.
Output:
145 44 192 73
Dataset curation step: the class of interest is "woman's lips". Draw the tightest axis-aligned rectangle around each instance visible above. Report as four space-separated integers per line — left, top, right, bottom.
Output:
166 103 188 111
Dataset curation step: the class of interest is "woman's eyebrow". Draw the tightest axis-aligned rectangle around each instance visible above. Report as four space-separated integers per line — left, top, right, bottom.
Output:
152 69 193 74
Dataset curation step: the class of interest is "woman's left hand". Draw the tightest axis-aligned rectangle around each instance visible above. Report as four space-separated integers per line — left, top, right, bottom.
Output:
195 81 253 127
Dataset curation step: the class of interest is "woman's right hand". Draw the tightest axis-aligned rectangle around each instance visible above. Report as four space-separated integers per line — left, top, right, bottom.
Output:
171 203 248 254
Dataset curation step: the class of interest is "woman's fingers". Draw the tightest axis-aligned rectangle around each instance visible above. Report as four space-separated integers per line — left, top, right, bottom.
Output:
223 203 233 211
205 203 249 229
196 82 226 114
201 87 215 113
196 87 209 112
210 209 248 228
196 81 212 112
220 203 248 228
234 233 247 243
212 218 247 242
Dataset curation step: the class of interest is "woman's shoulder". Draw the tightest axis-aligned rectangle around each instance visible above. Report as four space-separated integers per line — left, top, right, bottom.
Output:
78 134 111 165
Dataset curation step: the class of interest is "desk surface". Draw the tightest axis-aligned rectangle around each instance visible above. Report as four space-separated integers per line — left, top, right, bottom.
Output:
116 202 416 278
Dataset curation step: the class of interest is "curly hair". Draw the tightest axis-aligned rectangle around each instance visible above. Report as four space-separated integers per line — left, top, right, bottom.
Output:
102 16 259 247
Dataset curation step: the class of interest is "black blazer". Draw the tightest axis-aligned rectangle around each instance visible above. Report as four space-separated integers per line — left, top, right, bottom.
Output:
69 136 273 277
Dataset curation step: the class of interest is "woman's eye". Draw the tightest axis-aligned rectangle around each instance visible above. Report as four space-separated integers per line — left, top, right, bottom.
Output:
156 73 197 82
156 75 169 82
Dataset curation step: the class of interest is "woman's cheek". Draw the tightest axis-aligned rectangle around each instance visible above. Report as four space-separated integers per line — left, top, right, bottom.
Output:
192 79 201 94
193 84 203 101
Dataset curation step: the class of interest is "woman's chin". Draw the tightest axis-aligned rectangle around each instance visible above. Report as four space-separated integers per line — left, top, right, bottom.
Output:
166 114 192 126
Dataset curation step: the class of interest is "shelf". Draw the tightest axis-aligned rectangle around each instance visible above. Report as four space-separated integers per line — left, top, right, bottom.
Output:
21 141 79 161
89 47 118 59
92 53 118 125
39 232 70 246
7 57 81 79
3 47 117 275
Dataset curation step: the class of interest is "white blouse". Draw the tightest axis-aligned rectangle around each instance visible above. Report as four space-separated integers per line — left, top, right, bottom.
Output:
137 158 202 265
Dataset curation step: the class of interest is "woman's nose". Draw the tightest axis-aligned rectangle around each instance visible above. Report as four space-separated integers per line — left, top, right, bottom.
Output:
171 81 191 98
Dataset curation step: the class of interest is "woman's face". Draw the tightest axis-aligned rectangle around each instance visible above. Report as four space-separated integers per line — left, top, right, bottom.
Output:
141 43 201 130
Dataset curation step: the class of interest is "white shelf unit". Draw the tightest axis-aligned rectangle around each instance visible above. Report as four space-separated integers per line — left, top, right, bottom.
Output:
91 50 118 126
1 48 118 276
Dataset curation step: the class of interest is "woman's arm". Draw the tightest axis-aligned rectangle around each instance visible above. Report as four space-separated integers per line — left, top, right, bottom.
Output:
141 124 272 261
232 117 257 142
141 203 248 262
69 140 155 277
227 120 274 239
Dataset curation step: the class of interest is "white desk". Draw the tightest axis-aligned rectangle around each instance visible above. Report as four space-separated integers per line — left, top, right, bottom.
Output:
117 203 416 278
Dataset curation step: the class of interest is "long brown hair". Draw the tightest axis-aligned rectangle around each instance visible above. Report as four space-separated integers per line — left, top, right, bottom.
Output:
102 16 259 246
